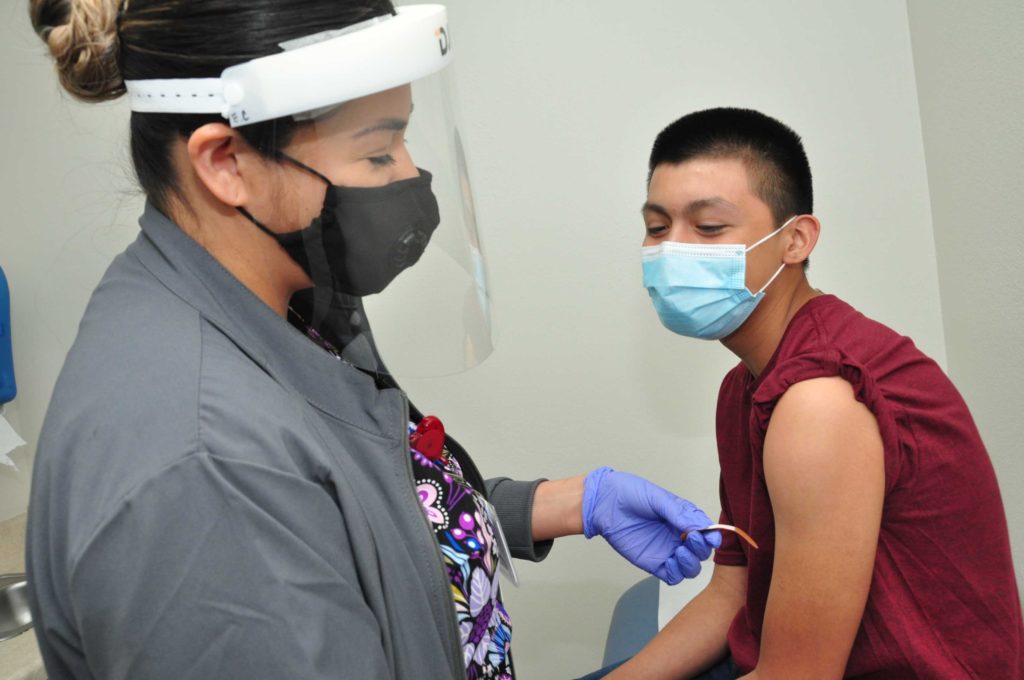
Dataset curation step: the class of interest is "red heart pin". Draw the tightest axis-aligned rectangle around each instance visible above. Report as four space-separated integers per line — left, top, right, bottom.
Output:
410 415 446 461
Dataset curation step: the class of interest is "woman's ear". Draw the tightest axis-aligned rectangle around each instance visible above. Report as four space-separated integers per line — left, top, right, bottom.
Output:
785 214 821 265
186 123 251 207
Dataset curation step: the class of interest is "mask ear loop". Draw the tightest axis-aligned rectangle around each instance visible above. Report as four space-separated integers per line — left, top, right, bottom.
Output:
745 214 799 252
235 153 337 329
236 206 275 236
276 153 334 185
269 155 340 330
747 215 799 295
235 152 332 233
755 262 787 295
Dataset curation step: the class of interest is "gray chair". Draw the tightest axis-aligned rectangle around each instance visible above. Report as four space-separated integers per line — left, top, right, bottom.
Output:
602 568 713 668
601 576 660 667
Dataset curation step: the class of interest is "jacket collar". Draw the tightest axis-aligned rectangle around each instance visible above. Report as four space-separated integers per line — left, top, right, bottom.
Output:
132 201 404 440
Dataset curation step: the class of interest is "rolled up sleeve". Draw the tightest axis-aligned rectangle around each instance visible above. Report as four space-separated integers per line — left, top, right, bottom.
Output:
484 477 553 562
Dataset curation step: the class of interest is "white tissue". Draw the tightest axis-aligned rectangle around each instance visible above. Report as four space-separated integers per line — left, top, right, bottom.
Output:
0 414 25 471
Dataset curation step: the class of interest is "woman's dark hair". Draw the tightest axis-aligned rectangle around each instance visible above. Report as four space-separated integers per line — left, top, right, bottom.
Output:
30 0 396 212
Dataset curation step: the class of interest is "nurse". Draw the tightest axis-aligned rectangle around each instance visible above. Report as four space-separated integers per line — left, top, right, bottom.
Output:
25 1 720 679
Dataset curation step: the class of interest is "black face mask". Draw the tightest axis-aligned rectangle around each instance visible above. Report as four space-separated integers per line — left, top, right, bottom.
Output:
240 156 441 297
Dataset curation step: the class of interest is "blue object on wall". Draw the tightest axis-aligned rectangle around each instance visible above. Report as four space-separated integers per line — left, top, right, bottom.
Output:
0 265 15 404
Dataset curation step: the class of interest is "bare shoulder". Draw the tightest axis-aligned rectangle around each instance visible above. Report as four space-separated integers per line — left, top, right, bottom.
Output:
764 377 884 514
755 380 885 677
774 376 871 426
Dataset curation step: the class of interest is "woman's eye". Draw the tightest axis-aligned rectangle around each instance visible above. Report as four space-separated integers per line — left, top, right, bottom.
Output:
645 225 668 237
367 154 397 167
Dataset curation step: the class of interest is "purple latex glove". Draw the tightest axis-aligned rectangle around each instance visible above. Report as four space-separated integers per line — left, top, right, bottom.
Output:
582 467 722 584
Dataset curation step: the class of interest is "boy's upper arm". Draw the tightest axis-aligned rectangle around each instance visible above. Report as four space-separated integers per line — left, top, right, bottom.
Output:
755 377 885 680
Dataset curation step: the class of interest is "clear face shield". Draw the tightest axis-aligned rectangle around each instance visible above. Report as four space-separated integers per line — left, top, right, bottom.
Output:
125 5 492 378
279 69 491 379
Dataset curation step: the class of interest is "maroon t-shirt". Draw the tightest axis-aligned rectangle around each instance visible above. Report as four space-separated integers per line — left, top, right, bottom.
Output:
714 294 1022 678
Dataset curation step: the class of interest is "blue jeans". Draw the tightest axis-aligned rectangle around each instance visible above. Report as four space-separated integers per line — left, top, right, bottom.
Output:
575 654 738 680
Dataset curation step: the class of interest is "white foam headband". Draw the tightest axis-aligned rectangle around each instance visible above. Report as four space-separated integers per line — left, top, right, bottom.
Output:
124 4 451 127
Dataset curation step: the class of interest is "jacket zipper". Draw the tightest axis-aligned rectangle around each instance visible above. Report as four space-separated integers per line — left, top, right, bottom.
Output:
399 394 467 679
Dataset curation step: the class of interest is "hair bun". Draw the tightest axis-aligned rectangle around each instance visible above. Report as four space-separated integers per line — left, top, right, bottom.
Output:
30 0 125 103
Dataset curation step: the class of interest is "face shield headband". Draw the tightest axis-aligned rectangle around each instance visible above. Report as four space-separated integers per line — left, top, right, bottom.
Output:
122 4 452 127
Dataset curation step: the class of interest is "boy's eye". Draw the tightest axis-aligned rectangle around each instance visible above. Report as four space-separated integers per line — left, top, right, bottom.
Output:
368 155 397 167
646 225 668 236
697 224 726 234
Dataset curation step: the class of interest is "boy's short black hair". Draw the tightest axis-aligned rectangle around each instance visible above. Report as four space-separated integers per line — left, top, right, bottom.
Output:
649 108 813 226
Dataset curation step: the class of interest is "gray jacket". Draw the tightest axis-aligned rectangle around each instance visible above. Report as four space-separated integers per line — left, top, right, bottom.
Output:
27 204 550 680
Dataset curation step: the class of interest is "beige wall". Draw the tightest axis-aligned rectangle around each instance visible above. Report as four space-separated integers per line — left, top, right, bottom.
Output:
907 0 1024 586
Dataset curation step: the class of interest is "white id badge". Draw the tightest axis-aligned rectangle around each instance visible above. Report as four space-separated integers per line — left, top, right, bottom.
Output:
481 498 520 587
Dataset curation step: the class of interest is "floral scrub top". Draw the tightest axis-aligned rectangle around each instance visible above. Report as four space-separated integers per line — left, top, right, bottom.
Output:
294 312 514 678
410 424 515 679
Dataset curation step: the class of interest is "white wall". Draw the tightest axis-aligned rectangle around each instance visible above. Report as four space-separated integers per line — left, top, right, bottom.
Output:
0 3 143 519
2 1 1001 678
404 1 946 676
907 0 1024 586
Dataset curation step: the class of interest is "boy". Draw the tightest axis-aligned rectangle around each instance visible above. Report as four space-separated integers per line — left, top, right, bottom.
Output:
610 108 1022 679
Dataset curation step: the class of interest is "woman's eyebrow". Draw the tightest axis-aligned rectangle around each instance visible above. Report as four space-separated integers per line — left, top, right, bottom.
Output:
354 117 409 138
353 102 415 138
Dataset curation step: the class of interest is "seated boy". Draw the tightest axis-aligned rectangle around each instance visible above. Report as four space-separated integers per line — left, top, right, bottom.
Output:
609 108 1022 679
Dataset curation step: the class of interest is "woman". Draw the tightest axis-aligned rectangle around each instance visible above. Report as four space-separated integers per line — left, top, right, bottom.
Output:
25 1 720 678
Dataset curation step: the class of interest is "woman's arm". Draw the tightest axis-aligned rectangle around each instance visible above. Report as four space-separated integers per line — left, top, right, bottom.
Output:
532 469 719 584
531 475 586 540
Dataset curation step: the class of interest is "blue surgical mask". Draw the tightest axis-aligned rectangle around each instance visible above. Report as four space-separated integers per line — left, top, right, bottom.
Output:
642 216 797 340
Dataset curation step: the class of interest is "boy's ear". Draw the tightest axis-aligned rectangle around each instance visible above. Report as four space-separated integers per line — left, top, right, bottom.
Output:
785 214 820 265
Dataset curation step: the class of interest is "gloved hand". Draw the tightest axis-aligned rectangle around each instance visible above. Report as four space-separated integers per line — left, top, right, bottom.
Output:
582 467 721 585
